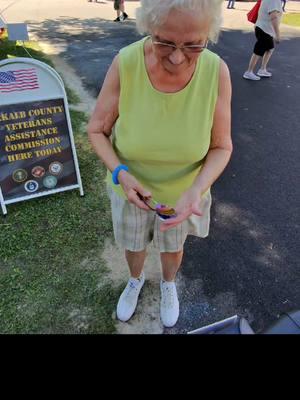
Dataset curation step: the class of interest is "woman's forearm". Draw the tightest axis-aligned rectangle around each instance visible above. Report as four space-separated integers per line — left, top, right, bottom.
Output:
192 147 232 195
88 132 121 172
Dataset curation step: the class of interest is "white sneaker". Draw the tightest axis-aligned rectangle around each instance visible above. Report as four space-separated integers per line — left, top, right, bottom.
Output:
257 69 272 77
117 272 145 322
243 71 261 81
160 280 179 328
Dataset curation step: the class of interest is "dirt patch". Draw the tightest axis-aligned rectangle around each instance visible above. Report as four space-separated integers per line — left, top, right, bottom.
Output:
50 54 96 114
102 239 164 334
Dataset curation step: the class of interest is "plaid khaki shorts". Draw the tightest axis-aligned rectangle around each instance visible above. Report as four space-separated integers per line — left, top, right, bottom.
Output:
107 185 212 252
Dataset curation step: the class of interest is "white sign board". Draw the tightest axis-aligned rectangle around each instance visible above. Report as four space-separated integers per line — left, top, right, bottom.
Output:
0 58 84 215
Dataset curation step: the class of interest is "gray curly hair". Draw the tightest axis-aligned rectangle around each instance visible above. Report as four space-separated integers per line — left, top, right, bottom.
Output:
136 0 223 44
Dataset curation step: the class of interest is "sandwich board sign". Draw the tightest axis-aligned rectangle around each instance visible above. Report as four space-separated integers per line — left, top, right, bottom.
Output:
0 57 84 215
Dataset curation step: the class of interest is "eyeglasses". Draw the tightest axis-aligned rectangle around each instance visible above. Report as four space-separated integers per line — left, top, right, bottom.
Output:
137 192 177 220
152 37 207 55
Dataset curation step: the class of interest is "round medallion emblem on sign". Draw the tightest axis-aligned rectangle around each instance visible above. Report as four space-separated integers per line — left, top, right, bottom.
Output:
49 162 63 175
43 175 58 189
24 180 39 193
12 169 28 183
32 166 45 178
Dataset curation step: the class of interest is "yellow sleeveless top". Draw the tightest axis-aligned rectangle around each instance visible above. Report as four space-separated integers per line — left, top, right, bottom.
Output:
107 37 220 207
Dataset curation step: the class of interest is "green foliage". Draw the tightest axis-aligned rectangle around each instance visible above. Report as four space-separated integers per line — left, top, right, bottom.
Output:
69 110 89 135
0 39 118 333
0 112 118 334
282 13 300 27
0 36 54 66
65 87 81 105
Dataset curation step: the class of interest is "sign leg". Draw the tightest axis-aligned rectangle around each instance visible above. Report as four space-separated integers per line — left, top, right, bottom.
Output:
0 186 7 215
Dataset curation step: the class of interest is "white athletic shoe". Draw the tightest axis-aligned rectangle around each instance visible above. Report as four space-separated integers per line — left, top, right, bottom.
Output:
243 71 261 81
160 280 179 328
257 69 272 77
117 272 145 322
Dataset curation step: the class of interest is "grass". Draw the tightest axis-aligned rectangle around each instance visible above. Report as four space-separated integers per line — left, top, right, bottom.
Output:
0 37 53 66
282 13 300 27
0 35 120 334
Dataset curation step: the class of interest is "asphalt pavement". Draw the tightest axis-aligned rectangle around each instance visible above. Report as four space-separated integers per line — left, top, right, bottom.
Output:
2 1 299 333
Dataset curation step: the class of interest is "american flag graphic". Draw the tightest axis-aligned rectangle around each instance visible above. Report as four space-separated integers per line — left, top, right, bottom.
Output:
0 68 39 93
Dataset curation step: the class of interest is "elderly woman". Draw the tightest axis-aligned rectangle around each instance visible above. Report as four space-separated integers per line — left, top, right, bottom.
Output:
88 0 232 328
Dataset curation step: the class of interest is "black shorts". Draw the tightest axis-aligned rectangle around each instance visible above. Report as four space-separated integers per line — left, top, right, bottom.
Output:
253 26 274 56
114 0 122 10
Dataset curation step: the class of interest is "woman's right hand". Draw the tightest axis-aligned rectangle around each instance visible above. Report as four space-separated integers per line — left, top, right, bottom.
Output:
118 170 152 210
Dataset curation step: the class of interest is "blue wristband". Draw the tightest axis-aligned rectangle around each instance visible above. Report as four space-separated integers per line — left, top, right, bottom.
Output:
112 164 129 185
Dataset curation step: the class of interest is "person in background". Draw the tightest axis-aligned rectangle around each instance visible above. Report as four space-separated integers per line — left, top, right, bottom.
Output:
243 0 282 81
88 0 232 328
281 0 286 12
227 0 236 9
114 0 128 22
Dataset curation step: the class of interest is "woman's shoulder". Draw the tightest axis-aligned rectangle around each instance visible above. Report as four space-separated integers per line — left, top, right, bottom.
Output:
118 37 147 83
119 36 147 58
200 50 230 85
203 48 220 62
201 48 221 71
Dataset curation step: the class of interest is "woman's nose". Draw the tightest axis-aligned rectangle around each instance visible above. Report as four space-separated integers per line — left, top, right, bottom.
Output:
168 47 185 65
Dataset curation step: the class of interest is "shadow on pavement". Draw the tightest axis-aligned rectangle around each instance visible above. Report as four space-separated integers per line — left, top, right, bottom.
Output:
28 17 142 96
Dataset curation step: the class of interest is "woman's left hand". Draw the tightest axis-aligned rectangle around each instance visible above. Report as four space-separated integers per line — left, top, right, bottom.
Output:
160 187 202 232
